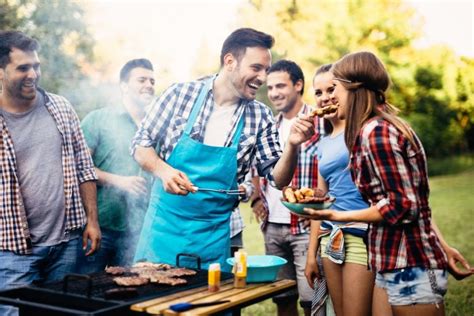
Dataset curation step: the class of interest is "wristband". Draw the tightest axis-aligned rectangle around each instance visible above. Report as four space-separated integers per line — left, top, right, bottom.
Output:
250 197 261 208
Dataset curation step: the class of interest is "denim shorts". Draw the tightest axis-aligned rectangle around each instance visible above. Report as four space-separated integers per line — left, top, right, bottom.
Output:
375 267 448 306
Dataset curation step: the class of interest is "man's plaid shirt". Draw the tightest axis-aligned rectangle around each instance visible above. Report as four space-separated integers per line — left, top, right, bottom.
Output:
0 89 97 254
131 76 282 184
258 104 325 235
351 117 447 272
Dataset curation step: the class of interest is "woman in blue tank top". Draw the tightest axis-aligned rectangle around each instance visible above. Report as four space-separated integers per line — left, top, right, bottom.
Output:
305 64 374 316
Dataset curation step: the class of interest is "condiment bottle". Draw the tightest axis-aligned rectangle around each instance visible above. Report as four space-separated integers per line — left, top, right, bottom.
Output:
208 263 221 292
233 250 247 288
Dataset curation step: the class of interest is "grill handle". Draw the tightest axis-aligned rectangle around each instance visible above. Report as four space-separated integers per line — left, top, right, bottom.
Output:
63 273 93 298
176 253 201 271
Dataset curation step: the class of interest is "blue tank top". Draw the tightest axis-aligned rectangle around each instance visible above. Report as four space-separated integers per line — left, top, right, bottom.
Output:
317 132 368 235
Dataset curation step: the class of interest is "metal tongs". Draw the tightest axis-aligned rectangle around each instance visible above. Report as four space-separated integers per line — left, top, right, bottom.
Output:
192 186 242 195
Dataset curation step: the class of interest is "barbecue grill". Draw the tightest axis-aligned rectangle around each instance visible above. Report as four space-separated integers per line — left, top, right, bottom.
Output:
0 253 233 315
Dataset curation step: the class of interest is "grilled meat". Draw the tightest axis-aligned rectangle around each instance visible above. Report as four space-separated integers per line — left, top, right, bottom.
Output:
166 268 197 277
132 262 171 270
309 104 339 117
105 266 128 275
113 276 150 287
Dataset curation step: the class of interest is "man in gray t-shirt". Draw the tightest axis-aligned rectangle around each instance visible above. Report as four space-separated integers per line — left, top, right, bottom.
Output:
0 31 100 293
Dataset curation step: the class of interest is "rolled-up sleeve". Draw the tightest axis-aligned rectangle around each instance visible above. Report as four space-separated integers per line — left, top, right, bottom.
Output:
131 84 178 156
254 108 282 184
364 123 419 225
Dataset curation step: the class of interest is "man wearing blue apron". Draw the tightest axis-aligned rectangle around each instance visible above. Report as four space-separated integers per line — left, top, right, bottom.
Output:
131 28 315 269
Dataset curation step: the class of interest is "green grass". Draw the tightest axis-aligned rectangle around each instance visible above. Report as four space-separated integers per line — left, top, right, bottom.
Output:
429 168 474 316
428 153 474 176
239 167 474 316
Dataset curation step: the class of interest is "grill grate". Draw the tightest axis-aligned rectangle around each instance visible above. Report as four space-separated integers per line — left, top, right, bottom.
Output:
36 269 233 302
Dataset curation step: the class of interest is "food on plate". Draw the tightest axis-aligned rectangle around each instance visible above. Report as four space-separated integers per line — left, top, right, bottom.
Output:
309 104 339 117
113 276 150 287
105 266 128 275
299 187 314 197
293 189 304 201
282 187 331 204
283 187 297 203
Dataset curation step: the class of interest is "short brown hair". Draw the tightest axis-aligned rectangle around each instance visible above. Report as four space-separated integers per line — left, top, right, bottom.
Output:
0 31 40 68
220 28 274 67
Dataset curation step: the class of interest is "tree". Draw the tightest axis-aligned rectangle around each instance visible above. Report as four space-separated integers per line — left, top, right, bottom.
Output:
237 0 473 155
238 0 420 108
1 0 95 110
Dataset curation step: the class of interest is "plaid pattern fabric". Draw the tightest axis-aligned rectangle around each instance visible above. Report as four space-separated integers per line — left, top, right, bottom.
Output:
230 177 254 237
258 104 324 235
350 117 447 272
131 75 282 184
0 89 97 254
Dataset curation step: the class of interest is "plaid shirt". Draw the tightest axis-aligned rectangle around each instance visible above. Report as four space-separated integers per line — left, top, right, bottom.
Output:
0 89 97 254
230 176 254 238
258 104 324 235
131 75 282 184
350 117 447 272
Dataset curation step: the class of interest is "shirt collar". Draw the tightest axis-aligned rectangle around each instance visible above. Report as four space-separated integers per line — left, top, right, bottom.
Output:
276 103 310 126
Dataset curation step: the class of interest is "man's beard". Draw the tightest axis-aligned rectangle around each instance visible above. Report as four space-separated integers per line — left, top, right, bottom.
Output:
5 79 37 101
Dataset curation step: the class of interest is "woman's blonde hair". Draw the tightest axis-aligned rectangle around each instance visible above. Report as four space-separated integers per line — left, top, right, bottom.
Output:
331 51 417 151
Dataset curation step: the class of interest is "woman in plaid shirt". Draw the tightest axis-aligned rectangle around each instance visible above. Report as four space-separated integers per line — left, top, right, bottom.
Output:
301 52 473 315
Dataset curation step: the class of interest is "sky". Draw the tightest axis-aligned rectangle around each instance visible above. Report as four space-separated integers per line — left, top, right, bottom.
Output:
85 0 473 84
409 0 473 56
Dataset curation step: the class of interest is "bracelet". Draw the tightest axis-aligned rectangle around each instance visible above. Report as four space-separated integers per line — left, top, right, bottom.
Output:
250 197 261 208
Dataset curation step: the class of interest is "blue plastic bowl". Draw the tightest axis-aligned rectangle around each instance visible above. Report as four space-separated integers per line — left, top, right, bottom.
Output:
226 255 287 283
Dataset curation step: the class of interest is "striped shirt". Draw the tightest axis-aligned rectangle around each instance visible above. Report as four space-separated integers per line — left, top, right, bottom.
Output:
350 117 447 272
131 75 282 184
0 89 97 254
258 104 324 235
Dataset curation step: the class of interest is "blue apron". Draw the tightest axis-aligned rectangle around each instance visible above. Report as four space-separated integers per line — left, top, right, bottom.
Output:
134 80 244 270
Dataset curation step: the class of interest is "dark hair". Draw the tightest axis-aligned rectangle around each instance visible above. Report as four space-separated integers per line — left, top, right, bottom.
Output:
120 58 154 83
267 59 305 95
313 63 334 134
0 31 40 68
220 28 274 67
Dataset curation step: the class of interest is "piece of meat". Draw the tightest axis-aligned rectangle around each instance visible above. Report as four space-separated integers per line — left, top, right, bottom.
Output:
105 266 128 275
150 275 187 286
283 187 297 203
165 268 197 277
132 268 190 285
309 104 339 117
132 262 171 270
113 276 150 287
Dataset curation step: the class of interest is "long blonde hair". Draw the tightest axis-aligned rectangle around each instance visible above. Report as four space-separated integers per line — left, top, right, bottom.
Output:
331 52 417 151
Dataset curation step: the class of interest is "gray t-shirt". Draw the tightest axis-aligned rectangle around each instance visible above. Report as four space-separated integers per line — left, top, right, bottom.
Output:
1 94 67 246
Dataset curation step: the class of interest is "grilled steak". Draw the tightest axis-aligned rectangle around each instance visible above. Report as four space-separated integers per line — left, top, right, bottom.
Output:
132 262 171 270
105 266 128 275
150 275 187 286
166 268 197 277
113 276 150 287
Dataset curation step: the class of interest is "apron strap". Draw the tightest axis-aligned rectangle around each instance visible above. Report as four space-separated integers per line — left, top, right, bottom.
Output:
184 79 212 135
230 108 245 149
